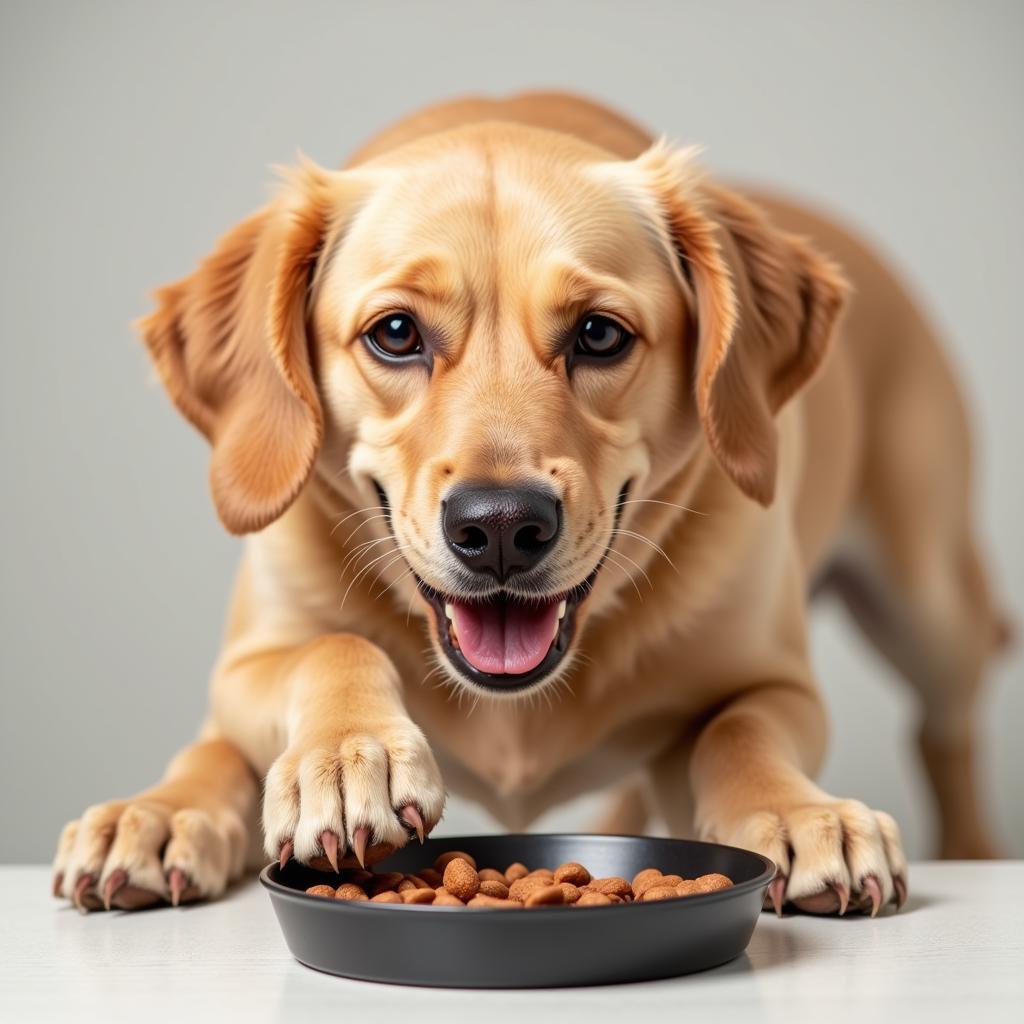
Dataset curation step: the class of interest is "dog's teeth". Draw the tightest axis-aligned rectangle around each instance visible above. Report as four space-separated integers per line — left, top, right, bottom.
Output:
444 603 454 620
557 600 567 620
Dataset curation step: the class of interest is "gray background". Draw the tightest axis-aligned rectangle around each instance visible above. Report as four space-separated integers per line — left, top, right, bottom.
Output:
1 0 1021 863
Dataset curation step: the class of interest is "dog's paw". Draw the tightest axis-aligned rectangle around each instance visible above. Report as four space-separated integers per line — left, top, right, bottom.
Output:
52 799 248 913
714 798 908 916
263 719 446 870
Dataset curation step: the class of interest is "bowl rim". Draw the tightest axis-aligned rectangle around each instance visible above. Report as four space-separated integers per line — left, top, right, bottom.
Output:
259 832 776 915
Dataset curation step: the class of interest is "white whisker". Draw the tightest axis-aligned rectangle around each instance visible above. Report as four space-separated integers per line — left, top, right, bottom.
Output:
342 513 391 547
606 545 654 590
615 497 707 517
376 566 415 602
340 534 395 576
602 550 646 602
340 544 412 611
610 528 680 575
367 552 411 593
329 504 387 537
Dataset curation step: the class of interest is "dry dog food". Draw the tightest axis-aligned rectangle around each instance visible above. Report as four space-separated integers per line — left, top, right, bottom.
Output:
303 851 733 908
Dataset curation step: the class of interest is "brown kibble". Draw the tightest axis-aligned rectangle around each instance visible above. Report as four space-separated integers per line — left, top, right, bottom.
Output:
553 861 591 886
632 874 666 898
338 841 396 869
467 894 521 909
333 856 730 912
305 884 336 899
508 876 548 902
558 882 582 904
443 857 481 901
504 862 529 882
575 891 613 907
478 868 508 885
641 885 681 902
401 887 437 904
589 876 633 900
434 850 477 873
631 868 662 893
339 868 374 887
334 883 369 901
433 888 465 906
642 874 683 893
478 880 509 899
366 872 405 896
524 884 565 907
695 873 733 892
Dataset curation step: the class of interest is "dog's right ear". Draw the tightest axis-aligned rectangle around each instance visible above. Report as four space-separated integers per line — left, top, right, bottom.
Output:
138 164 362 535
631 143 847 506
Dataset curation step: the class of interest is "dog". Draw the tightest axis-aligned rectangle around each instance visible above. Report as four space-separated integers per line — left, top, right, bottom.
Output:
53 91 1008 915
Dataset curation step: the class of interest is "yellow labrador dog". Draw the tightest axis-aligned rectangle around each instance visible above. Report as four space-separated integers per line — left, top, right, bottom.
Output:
54 92 1008 915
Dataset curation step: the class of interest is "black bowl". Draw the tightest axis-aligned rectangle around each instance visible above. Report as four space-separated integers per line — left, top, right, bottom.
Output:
261 833 774 988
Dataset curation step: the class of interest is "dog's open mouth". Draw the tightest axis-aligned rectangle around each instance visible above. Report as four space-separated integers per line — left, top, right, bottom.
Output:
416 570 599 691
374 479 628 692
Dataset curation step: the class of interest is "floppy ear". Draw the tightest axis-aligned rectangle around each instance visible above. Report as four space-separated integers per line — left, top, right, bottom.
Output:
638 145 848 505
138 162 352 534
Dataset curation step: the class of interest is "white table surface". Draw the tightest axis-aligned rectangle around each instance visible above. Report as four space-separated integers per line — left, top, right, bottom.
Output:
1 862 1021 1023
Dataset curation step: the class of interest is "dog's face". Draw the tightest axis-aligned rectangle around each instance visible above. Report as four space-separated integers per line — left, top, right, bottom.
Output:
310 128 693 693
141 124 844 697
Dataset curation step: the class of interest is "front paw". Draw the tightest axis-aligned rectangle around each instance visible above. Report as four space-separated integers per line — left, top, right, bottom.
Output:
263 719 446 870
709 798 908 916
52 799 247 913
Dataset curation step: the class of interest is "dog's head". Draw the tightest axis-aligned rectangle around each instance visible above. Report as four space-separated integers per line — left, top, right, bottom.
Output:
140 124 845 696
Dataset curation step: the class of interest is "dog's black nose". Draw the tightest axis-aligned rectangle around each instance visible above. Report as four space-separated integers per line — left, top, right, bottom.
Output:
442 485 561 581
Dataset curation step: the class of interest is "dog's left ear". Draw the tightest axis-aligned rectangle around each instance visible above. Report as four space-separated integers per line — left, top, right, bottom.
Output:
137 161 360 534
636 145 848 505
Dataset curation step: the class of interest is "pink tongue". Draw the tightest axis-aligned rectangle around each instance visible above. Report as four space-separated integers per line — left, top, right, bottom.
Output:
450 599 561 675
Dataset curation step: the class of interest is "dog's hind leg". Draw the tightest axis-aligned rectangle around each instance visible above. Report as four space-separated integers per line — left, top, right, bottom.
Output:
826 368 1009 859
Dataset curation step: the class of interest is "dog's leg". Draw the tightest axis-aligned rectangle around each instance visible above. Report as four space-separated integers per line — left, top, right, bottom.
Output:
826 521 1006 859
822 336 1010 859
213 634 446 869
674 683 908 915
52 736 258 912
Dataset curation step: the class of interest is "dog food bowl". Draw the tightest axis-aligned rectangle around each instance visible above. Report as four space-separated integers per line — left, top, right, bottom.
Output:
261 833 774 988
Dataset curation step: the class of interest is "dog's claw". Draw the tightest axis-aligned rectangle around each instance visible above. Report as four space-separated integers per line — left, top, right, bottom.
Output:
52 873 64 899
72 874 95 914
278 839 293 871
862 874 883 918
168 867 188 907
768 875 786 917
102 869 127 911
320 830 340 873
400 804 425 844
893 874 908 910
833 881 850 917
352 825 370 868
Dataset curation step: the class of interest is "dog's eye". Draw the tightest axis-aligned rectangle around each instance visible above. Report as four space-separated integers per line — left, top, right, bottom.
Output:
575 315 632 359
366 314 423 360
